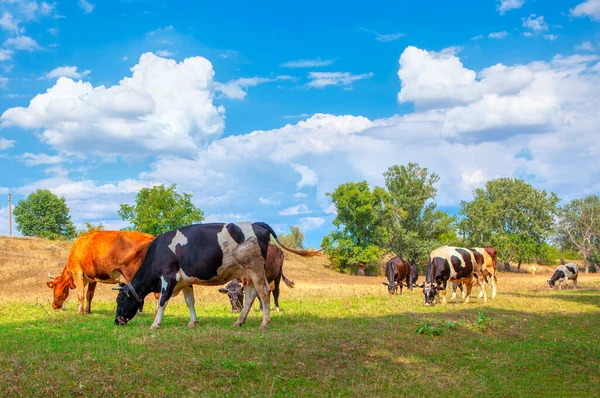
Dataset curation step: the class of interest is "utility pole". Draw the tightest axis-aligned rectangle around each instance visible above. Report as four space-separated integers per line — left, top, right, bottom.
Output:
8 193 11 236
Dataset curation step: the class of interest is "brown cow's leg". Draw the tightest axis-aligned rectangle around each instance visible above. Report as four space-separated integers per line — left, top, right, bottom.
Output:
272 276 281 311
85 282 97 314
72 273 86 314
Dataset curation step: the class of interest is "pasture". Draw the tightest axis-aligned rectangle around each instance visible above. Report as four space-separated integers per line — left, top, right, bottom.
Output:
1 236 599 397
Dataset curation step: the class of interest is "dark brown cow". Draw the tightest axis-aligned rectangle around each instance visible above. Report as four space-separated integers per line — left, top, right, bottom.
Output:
219 244 295 312
46 231 159 314
382 257 418 294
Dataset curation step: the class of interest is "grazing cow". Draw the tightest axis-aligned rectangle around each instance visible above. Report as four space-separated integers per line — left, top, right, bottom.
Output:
422 246 486 306
46 231 158 314
451 246 498 301
548 263 578 290
114 222 319 330
219 244 295 312
382 257 418 294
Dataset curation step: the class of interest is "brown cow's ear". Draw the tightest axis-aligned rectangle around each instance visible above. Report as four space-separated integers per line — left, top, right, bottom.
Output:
46 281 55 288
218 288 228 294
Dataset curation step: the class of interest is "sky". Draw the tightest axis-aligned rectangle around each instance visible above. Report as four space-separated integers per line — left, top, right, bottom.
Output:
0 0 599 248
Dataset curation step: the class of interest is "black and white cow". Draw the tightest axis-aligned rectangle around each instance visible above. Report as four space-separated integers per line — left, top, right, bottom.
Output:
422 246 486 306
548 263 578 290
114 222 318 330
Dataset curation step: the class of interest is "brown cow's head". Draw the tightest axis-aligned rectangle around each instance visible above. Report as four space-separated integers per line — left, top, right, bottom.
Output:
218 279 244 312
46 274 76 309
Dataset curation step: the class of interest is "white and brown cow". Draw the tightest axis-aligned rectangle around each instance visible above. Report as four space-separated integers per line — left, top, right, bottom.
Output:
452 246 498 301
422 246 486 306
548 263 578 290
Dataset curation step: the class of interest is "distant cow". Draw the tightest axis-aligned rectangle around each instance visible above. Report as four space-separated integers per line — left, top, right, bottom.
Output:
46 231 159 314
382 257 418 294
451 246 498 301
219 244 295 312
548 263 578 290
114 222 320 330
422 246 486 306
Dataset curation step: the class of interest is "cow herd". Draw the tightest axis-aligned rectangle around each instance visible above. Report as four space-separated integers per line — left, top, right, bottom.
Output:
45 223 581 330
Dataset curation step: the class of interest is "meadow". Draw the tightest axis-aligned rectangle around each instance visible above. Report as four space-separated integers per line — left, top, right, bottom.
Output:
1 236 599 397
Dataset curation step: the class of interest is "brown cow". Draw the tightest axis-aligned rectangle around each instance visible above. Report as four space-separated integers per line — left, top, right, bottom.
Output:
46 230 158 314
382 257 418 295
219 244 295 312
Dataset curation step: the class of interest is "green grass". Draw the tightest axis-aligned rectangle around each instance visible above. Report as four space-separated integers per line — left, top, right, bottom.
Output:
1 288 599 397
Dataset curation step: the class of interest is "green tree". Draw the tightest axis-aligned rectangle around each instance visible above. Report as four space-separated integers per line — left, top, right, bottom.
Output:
278 226 305 249
13 189 76 240
382 163 457 264
459 178 559 272
118 184 204 236
556 195 600 273
321 181 388 273
77 222 105 237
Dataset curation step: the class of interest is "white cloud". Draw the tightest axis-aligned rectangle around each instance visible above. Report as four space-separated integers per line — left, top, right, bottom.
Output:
79 0 95 14
0 12 23 33
45 66 91 80
12 1 55 21
148 25 174 36
523 32 533 37
489 31 509 39
155 49 174 57
323 203 337 215
307 72 373 88
0 76 7 89
575 41 594 51
1 52 226 157
360 27 404 42
294 192 308 198
18 152 64 166
570 0 600 21
0 138 15 149
281 58 335 68
122 55 128 61
522 14 548 32
3 35 40 51
0 49 13 61
543 34 558 41
47 27 58 36
471 34 483 40
279 204 312 216
259 196 281 206
292 164 318 188
497 0 525 14
203 213 248 223
299 217 325 231
214 75 293 100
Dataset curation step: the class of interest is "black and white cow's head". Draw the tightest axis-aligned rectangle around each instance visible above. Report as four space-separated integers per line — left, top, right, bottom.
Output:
218 279 244 312
422 283 444 305
114 283 142 325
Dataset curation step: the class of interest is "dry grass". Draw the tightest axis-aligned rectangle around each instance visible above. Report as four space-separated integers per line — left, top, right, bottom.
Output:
1 236 599 397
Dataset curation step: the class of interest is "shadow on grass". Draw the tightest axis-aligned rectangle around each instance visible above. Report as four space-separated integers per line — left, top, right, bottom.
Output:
1 299 599 397
503 290 600 309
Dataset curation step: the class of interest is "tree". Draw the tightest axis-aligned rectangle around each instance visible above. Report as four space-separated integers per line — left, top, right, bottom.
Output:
118 184 204 236
459 178 559 272
556 195 600 273
382 163 457 264
321 181 388 273
278 226 305 249
13 189 76 240
77 222 105 237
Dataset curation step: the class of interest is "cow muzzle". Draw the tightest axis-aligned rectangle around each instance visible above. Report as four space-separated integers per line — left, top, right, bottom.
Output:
115 316 128 326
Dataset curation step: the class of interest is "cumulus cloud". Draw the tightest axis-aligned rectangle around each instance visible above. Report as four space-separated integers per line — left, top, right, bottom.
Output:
570 0 600 21
215 76 294 100
0 12 23 33
489 31 509 39
299 217 325 231
259 196 281 206
279 204 312 216
79 0 95 14
307 72 373 88
496 0 525 14
543 34 558 41
3 35 40 51
522 14 548 32
18 152 64 166
281 58 335 68
1 52 226 157
0 137 15 149
155 49 174 57
0 49 13 61
45 66 91 80
293 164 318 188
576 41 594 51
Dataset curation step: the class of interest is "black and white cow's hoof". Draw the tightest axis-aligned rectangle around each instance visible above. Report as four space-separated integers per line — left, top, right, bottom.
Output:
233 321 243 327
188 320 198 328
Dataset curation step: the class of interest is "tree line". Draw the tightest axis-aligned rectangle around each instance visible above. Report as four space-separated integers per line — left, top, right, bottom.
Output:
9 163 599 273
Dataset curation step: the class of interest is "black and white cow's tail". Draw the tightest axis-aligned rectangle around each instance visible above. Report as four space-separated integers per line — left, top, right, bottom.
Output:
255 222 323 257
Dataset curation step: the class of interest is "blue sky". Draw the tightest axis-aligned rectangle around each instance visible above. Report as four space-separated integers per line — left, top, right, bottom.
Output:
1 0 599 248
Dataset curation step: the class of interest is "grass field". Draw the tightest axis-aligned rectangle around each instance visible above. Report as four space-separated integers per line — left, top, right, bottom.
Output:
1 236 599 397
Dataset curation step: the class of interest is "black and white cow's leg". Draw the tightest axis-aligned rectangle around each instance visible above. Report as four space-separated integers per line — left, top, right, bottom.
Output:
451 283 458 301
573 276 578 289
234 284 258 327
248 271 271 329
150 274 177 330
182 285 198 328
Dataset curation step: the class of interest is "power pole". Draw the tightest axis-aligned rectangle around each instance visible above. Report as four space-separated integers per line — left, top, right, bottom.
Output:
8 193 11 236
